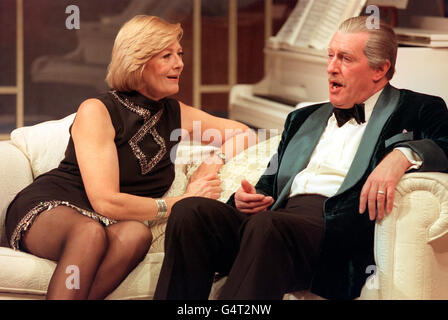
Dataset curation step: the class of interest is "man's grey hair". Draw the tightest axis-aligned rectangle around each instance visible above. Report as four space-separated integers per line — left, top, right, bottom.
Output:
338 16 397 80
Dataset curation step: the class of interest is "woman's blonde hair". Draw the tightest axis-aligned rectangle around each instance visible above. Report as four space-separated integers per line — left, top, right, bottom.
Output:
338 16 397 80
106 15 183 91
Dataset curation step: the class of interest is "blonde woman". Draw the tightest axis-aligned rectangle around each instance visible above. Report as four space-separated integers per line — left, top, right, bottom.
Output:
5 15 254 300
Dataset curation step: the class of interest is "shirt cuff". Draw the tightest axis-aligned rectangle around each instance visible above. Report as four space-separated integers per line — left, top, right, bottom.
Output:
395 147 422 171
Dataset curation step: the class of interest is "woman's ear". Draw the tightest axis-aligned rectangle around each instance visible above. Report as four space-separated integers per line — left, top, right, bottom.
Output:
373 59 391 81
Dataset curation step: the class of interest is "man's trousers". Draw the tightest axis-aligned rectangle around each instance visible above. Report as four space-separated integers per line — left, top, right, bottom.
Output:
154 194 326 300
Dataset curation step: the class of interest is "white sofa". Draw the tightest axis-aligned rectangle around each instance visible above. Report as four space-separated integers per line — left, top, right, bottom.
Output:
1 114 448 300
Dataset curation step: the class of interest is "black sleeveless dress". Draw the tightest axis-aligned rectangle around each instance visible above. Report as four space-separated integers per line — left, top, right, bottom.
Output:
5 90 181 250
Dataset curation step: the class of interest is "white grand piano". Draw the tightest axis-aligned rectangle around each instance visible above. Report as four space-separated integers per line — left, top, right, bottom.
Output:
229 0 448 131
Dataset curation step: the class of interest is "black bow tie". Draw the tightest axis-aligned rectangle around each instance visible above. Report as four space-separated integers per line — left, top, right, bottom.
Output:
333 103 365 127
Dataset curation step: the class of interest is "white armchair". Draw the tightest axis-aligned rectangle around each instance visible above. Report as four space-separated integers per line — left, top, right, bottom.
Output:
1 114 448 299
369 172 448 299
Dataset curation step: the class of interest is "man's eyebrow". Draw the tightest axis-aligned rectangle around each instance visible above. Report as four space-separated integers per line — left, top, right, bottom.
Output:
339 50 354 56
327 48 354 56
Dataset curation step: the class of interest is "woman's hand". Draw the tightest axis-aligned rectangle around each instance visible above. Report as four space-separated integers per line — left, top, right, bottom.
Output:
184 173 222 199
188 154 224 183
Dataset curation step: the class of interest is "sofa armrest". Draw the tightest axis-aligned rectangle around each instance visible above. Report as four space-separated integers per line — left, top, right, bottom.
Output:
0 141 34 247
371 172 448 299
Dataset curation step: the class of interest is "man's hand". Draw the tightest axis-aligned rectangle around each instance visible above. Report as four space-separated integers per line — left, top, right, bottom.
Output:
359 149 412 221
235 179 274 214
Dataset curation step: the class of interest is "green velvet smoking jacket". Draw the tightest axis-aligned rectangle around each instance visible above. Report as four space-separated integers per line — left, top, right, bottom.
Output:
227 84 448 299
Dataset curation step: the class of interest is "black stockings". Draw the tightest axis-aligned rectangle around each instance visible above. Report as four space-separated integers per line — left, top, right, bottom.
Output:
22 206 152 299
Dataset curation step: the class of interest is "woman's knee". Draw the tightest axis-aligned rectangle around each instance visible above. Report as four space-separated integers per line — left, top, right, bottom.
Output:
68 220 108 250
23 208 107 260
106 221 152 254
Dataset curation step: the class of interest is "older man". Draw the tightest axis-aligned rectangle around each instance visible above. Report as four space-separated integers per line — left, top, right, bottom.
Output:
154 16 448 300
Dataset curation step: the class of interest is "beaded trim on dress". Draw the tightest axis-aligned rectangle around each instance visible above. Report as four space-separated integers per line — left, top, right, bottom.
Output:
10 200 117 251
110 90 166 175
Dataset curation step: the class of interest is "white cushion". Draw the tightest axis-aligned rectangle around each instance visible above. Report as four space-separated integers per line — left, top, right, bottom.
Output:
10 113 76 178
218 135 281 202
183 135 281 202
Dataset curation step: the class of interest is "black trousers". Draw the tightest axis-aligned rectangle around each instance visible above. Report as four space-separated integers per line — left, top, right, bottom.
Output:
154 194 327 300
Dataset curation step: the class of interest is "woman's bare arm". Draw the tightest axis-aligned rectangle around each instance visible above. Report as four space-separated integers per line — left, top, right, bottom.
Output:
71 99 220 221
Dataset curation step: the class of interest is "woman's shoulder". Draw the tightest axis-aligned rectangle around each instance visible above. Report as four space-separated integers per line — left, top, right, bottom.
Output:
75 98 111 125
81 91 122 120
74 92 115 113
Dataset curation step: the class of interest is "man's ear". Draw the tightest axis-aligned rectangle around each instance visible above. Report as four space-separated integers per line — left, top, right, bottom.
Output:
373 59 391 81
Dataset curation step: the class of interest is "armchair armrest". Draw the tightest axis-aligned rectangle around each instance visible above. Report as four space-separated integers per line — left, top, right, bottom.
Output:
370 172 448 299
0 141 34 247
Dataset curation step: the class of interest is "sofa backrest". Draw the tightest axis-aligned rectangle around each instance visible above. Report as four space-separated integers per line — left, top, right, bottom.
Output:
0 111 282 248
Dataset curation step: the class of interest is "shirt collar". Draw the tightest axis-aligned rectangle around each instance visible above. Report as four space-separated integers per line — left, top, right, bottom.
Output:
363 88 384 122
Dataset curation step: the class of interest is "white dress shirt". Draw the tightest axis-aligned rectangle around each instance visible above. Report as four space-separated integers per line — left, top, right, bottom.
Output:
289 89 422 199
